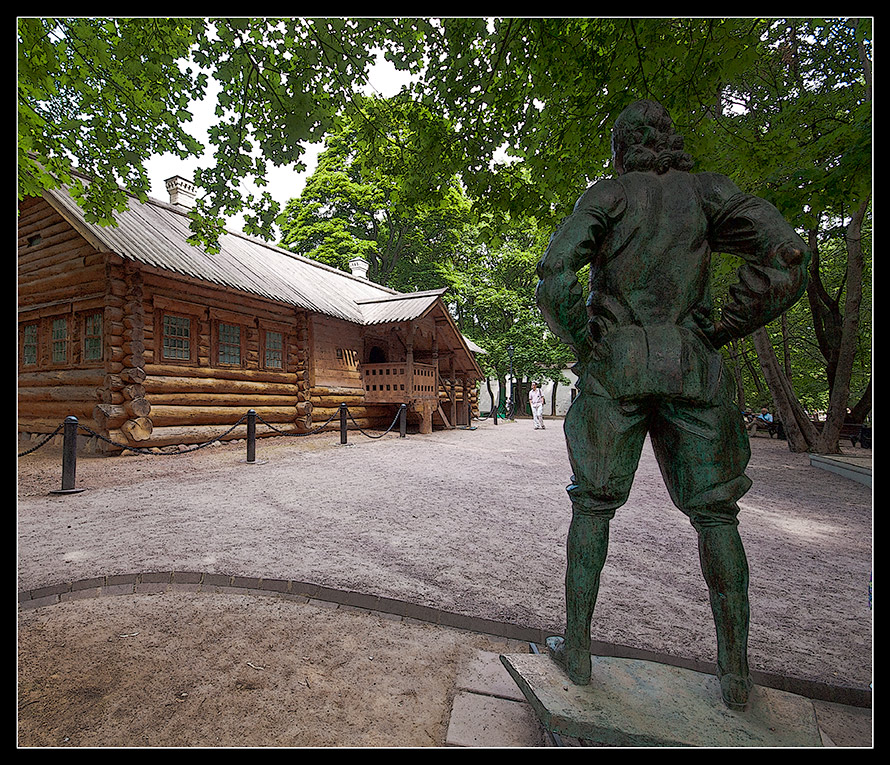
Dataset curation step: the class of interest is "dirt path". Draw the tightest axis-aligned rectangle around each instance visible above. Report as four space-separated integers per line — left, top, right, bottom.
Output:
17 418 872 746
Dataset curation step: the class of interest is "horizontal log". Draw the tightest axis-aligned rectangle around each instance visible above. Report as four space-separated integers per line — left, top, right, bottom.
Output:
17 238 96 272
93 403 128 430
18 401 95 421
144 363 299 385
143 374 299 396
121 417 153 442
120 367 147 385
18 369 106 387
124 397 152 418
18 263 105 298
96 389 125 405
18 385 99 403
17 245 101 279
147 393 310 411
147 404 305 428
122 384 146 400
18 417 101 435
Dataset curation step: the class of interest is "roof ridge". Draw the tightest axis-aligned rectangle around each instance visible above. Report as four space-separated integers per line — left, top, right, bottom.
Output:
354 288 448 304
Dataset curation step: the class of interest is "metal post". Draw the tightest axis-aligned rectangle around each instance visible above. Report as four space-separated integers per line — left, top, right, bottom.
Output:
246 409 257 463
50 416 85 495
399 403 407 438
340 403 348 444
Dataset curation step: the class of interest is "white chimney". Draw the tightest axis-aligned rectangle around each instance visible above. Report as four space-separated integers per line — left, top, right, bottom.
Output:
165 176 197 209
349 257 370 280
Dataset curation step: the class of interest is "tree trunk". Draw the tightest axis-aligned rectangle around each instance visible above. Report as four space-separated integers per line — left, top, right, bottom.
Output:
814 196 869 454
781 313 793 380
806 227 844 398
848 378 872 423
727 338 747 410
751 327 819 453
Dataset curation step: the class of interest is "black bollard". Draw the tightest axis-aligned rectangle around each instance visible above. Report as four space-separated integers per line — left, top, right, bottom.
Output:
49 416 85 495
246 409 257 463
340 403 348 444
399 403 407 438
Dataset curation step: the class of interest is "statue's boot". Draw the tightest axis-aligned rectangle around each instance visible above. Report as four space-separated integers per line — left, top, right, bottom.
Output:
549 512 610 686
718 670 754 711
545 635 591 685
697 520 753 710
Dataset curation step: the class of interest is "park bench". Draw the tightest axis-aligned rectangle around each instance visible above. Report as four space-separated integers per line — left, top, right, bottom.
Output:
810 419 872 448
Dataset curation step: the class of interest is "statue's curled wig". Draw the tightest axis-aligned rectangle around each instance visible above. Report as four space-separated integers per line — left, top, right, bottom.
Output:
611 99 695 175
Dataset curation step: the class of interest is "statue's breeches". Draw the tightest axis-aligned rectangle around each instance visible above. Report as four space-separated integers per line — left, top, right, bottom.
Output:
563 381 752 530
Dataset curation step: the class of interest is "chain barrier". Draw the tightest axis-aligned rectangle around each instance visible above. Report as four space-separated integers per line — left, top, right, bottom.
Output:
254 409 338 437
18 402 438 493
345 404 404 439
19 402 411 461
17 422 65 457
18 415 250 459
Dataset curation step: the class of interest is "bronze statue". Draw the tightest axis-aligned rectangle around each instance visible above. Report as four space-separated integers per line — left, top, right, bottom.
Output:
535 99 809 710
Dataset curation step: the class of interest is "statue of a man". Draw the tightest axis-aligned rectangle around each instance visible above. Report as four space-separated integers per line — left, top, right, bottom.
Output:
535 99 809 710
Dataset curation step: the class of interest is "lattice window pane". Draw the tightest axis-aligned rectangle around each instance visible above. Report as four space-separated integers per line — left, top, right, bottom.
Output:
265 330 283 369
51 318 68 363
162 314 191 360
83 312 103 361
218 322 241 365
22 324 38 365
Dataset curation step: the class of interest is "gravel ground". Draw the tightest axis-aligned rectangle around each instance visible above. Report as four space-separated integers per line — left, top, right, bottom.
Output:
17 416 872 747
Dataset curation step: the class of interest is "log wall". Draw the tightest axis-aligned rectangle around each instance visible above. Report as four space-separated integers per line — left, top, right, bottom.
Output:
308 315 395 430
18 197 108 437
18 197 315 450
128 265 312 448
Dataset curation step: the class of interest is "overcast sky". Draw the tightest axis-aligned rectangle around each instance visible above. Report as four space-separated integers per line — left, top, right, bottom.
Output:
144 53 413 238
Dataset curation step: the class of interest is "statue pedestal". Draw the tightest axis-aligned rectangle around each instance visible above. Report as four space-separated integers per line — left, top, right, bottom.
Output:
499 653 823 747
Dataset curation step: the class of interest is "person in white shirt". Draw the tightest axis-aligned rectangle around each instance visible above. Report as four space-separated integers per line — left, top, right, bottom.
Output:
529 382 546 429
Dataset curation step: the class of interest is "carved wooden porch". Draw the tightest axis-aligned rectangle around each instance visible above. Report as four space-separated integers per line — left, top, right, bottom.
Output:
361 360 467 433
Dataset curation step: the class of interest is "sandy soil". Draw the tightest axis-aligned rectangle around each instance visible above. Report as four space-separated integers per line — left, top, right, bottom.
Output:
17 417 872 747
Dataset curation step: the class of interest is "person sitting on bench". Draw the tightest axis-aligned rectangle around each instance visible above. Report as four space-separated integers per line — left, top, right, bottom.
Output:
747 407 774 436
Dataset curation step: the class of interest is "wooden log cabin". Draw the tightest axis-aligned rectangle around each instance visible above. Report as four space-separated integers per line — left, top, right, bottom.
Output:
18 175 485 452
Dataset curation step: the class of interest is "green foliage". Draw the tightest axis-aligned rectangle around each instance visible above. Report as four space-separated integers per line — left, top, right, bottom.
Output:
439 222 573 385
19 17 785 244
699 18 871 228
18 17 207 224
276 96 472 290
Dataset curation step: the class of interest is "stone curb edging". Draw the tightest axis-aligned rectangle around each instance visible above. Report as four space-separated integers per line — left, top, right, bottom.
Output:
18 571 871 710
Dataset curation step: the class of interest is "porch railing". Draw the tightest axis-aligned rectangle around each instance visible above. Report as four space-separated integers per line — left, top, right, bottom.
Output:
361 362 438 403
